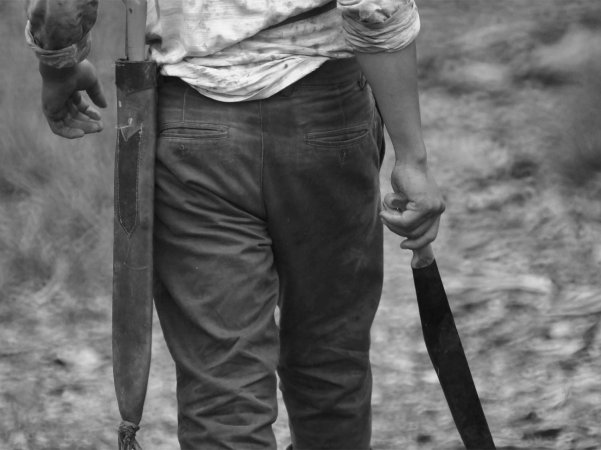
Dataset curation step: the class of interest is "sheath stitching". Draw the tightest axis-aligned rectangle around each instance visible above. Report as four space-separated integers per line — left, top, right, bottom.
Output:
133 126 142 234
116 126 142 235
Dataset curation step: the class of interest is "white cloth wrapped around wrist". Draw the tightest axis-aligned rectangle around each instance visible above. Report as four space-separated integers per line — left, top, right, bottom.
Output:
25 20 91 68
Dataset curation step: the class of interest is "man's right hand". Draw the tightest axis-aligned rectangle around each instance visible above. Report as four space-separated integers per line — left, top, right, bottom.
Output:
380 159 445 250
39 59 107 139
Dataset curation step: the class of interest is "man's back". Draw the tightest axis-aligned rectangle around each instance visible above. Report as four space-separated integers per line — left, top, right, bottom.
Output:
26 0 420 100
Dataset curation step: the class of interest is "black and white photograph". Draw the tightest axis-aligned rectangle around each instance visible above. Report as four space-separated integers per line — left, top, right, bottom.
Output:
1 0 600 448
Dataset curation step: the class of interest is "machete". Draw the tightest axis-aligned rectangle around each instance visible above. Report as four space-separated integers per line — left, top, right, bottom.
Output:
112 1 156 449
412 244 496 449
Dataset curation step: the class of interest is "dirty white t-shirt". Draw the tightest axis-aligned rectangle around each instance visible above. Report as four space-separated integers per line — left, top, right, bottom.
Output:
148 0 421 101
26 0 420 101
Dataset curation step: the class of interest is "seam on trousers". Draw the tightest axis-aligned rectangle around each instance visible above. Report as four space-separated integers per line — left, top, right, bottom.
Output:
335 83 347 125
181 85 189 123
259 100 266 216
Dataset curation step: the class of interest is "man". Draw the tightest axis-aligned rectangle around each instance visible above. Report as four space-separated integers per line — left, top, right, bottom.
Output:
25 0 444 448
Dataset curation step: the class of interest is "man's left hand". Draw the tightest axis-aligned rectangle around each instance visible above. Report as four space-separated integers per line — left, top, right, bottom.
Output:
39 59 107 139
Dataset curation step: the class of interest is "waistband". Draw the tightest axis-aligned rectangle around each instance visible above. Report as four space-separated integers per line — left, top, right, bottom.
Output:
160 58 363 97
295 58 362 86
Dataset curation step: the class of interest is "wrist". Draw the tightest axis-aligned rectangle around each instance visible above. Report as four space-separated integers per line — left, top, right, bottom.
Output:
26 20 91 70
39 61 79 81
392 140 428 168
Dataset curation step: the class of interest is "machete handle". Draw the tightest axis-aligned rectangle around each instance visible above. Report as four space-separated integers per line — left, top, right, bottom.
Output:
125 0 147 61
411 244 435 269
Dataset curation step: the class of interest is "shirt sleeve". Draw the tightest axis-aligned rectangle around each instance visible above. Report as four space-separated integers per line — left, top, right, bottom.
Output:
25 0 98 68
338 0 420 53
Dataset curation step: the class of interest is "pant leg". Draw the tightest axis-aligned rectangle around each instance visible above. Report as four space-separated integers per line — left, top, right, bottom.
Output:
262 59 385 450
153 79 280 450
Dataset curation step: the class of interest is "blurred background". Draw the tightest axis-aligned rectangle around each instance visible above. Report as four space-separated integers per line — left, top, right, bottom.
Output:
1 0 601 448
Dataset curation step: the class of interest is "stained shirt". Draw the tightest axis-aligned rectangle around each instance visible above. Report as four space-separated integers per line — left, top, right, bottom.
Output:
26 0 420 101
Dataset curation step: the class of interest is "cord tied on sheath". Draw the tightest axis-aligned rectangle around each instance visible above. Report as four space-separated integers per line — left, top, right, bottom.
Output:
118 420 142 450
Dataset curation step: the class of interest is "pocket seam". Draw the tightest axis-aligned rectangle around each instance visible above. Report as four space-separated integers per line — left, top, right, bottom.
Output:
305 122 369 148
159 121 229 140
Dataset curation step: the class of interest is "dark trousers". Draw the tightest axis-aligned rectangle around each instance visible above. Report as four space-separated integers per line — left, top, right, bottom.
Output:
153 58 385 450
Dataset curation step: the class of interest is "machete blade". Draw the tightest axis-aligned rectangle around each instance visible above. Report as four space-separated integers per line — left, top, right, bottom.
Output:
413 258 496 449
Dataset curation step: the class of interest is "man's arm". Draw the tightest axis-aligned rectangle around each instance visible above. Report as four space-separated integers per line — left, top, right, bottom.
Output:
339 0 444 249
356 43 445 250
26 0 106 139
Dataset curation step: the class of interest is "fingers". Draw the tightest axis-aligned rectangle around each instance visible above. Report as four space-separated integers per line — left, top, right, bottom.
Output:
71 92 103 120
383 191 408 210
68 97 104 132
380 210 432 239
381 206 425 231
45 95 103 139
86 78 107 108
41 60 107 139
47 118 86 139
380 192 444 249
380 209 439 249
73 60 108 109
400 217 440 250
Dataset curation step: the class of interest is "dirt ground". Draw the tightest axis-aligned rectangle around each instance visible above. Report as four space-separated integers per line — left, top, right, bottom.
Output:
2 1 601 449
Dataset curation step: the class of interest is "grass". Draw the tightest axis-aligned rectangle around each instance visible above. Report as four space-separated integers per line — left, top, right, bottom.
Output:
0 2 122 303
0 4 123 447
2 0 601 449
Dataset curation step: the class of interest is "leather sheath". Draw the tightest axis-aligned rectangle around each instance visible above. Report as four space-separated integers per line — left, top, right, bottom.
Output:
113 59 157 427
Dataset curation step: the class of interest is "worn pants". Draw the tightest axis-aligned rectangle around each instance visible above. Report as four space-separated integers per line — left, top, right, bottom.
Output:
153 58 385 450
